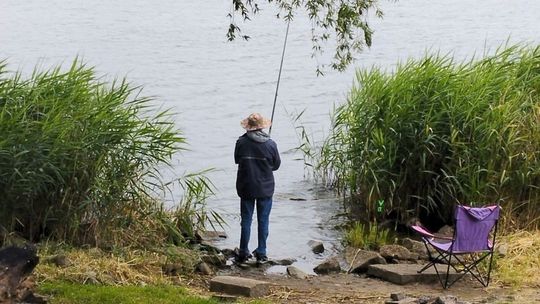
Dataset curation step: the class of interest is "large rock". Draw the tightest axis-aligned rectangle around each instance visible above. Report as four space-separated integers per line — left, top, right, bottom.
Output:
379 245 418 261
209 276 270 297
343 248 386 273
399 238 428 260
313 257 341 274
0 246 39 301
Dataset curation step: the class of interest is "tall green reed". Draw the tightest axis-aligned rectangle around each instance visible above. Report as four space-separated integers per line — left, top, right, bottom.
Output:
171 170 224 242
316 45 540 230
0 60 217 246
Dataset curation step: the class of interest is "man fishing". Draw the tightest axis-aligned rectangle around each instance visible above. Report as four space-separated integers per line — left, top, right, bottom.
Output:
234 113 281 263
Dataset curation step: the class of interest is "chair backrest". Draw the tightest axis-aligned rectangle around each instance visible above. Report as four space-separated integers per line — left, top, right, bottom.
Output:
452 205 500 252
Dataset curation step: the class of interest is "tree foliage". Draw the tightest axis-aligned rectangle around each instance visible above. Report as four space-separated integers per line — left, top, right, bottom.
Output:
228 0 383 73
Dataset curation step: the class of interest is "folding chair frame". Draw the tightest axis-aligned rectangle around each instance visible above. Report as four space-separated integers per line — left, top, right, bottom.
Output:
413 205 499 289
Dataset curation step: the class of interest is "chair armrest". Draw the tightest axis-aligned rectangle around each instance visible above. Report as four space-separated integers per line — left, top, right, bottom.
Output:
411 225 435 238
433 234 455 241
412 225 454 241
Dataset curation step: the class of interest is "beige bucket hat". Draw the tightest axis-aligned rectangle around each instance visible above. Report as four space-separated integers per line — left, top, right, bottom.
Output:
240 113 272 131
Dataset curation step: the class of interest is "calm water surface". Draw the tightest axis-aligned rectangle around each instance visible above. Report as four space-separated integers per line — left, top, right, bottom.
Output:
1 0 539 272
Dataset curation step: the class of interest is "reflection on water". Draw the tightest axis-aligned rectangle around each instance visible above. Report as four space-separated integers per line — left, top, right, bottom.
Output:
1 0 539 272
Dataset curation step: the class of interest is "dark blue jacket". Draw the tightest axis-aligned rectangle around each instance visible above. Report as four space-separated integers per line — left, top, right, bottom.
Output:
235 131 281 199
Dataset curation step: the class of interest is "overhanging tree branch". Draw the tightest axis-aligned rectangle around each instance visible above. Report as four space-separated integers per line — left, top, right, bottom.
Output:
227 0 383 73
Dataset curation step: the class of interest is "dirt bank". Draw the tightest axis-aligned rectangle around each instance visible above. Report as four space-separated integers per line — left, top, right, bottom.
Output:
194 269 540 303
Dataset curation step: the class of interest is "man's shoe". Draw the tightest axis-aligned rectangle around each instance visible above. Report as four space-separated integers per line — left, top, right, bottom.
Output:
234 253 252 264
252 251 268 262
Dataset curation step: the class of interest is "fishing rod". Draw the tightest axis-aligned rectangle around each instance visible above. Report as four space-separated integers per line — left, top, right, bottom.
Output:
268 18 291 136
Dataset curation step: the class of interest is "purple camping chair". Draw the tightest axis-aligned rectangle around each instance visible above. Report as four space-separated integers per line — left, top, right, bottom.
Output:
411 205 500 288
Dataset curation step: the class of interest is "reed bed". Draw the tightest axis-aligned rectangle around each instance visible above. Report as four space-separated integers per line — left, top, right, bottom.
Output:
316 45 540 229
0 60 217 247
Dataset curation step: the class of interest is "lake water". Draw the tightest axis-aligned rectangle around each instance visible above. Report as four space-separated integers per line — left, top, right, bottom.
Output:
1 0 539 272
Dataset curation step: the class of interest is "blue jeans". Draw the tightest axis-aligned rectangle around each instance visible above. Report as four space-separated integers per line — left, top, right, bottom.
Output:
239 197 272 257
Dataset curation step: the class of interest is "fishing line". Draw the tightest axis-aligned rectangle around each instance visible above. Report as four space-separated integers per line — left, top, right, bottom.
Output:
269 18 291 136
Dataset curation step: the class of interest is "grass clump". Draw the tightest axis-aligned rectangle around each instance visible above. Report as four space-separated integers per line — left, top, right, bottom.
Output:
35 245 201 285
316 45 540 229
494 230 540 287
343 222 392 250
38 281 218 304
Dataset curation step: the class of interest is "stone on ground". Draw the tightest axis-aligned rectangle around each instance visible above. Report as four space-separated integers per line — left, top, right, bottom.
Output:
287 266 309 279
379 244 418 261
201 254 226 267
44 254 71 268
209 276 270 297
308 240 325 254
367 264 461 285
196 262 214 275
390 292 406 301
400 238 429 260
385 297 418 304
0 246 42 303
211 294 238 302
313 257 341 274
196 230 228 241
343 248 386 273
434 295 459 304
495 243 508 257
270 258 295 266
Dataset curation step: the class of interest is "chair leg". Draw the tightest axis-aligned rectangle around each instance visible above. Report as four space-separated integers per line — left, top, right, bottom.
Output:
444 252 493 288
418 239 458 289
418 240 434 273
444 251 452 289
417 239 496 289
486 251 494 287
418 240 448 273
461 252 492 287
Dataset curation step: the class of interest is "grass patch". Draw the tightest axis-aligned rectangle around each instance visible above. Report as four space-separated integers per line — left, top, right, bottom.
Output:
39 281 217 304
494 230 540 287
35 245 200 285
343 222 392 250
